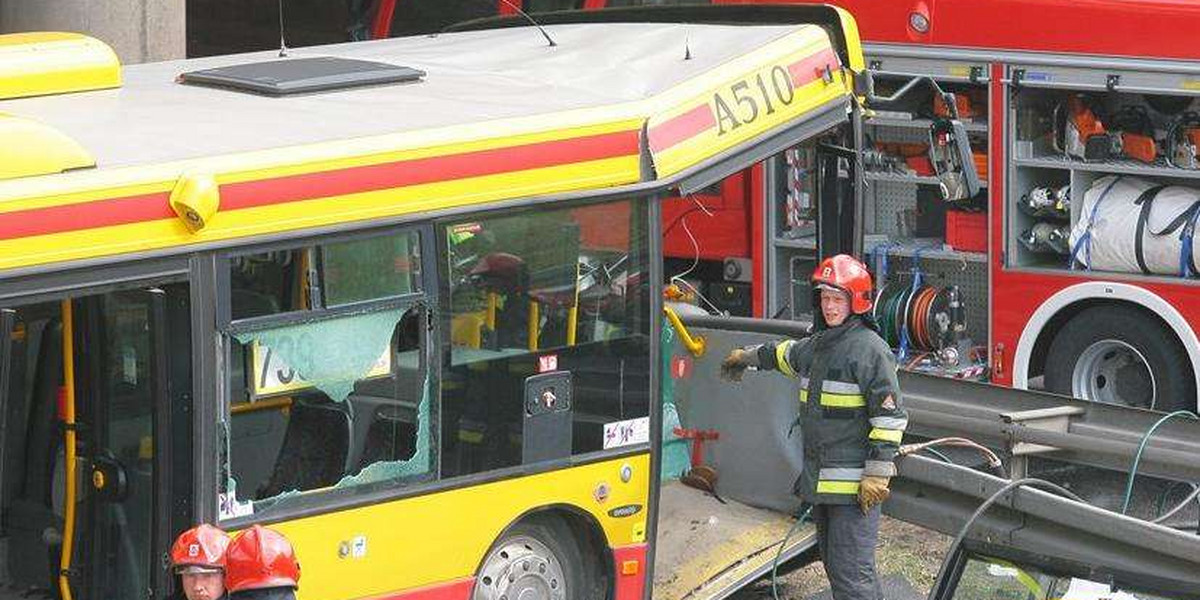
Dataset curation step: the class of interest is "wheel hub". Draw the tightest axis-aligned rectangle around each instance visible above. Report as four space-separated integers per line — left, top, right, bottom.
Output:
1072 339 1156 409
473 536 566 600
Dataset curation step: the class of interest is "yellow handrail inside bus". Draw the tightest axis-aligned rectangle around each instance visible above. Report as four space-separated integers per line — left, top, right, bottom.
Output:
527 300 540 351
663 305 705 357
58 299 77 600
566 261 581 347
485 292 499 332
231 396 293 415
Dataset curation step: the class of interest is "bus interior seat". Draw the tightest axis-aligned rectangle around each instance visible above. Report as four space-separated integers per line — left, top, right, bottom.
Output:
257 397 351 499
353 404 416 472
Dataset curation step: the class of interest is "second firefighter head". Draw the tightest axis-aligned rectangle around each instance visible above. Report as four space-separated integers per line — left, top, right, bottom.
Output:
811 254 873 328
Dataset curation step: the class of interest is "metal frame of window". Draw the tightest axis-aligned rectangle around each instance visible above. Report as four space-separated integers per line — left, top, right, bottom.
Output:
213 221 438 525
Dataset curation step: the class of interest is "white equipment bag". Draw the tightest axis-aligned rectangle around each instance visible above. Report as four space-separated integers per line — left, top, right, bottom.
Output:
1069 175 1200 276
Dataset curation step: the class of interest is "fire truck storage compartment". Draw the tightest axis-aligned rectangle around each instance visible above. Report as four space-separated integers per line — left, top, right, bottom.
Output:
857 67 991 360
1007 62 1200 276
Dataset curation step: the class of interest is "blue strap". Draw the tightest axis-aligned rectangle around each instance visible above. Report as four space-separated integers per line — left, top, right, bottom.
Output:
1070 176 1122 270
1181 204 1200 277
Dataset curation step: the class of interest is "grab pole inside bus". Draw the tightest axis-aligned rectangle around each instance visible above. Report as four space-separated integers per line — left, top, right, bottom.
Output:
58 299 78 600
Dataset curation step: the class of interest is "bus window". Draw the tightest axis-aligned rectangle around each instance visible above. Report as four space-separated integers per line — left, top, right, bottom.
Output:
441 199 651 478
228 230 420 319
221 230 432 520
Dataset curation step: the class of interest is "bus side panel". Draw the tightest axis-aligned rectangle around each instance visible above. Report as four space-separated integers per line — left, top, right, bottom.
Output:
267 454 651 600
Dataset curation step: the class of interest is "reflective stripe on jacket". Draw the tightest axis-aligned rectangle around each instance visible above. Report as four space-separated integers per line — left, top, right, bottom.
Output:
757 317 906 504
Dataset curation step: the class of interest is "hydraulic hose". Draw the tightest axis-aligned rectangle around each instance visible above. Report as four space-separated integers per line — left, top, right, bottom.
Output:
899 437 1006 478
771 506 813 600
1121 410 1199 515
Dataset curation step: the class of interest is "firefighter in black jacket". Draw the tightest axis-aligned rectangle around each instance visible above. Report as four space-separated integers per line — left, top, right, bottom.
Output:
721 254 906 600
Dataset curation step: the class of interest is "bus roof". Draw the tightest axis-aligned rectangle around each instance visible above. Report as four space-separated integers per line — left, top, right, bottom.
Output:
0 20 855 275
3 23 808 169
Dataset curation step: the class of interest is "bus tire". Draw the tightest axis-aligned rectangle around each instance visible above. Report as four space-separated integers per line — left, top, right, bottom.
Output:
1043 305 1194 412
472 515 598 600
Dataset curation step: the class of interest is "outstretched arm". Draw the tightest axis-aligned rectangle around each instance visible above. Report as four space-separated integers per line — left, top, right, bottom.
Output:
720 339 808 381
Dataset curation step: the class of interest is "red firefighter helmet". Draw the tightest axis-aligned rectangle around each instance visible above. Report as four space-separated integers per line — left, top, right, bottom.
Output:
226 525 301 593
171 524 231 574
811 254 873 314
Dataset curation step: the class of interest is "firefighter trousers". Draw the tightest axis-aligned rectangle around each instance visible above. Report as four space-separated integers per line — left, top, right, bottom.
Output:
813 503 883 600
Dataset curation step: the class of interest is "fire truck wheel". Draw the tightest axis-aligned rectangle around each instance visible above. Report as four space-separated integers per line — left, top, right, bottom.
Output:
472 515 602 600
1044 305 1194 412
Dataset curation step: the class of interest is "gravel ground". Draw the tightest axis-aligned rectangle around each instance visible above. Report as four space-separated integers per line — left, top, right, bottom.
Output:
728 516 951 600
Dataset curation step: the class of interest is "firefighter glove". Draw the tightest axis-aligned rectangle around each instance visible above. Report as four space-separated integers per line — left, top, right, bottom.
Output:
858 475 891 513
720 348 756 382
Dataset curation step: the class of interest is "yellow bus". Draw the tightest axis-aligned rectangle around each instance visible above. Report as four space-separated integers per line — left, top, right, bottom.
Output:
0 7 864 600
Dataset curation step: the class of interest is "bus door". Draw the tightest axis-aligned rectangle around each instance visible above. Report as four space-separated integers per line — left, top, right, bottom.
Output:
0 282 192 600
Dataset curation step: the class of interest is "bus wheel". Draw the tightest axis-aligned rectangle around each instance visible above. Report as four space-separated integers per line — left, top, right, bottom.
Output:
472 518 584 600
1044 305 1194 412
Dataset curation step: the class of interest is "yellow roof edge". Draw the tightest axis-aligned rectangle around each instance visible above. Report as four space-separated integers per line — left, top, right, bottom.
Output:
0 31 121 100
0 112 95 180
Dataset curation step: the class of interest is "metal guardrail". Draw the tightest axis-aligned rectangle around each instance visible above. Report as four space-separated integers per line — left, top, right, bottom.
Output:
898 372 1200 483
890 455 1200 592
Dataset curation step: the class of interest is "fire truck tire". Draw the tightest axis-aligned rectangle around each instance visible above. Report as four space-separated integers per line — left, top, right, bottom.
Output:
1044 305 1194 412
472 515 604 600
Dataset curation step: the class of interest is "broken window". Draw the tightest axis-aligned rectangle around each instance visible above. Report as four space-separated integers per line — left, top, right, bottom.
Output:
951 555 1178 600
440 198 652 478
220 229 432 520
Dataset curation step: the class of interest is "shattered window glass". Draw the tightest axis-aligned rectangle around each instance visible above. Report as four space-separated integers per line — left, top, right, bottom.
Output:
221 227 432 521
951 556 1177 600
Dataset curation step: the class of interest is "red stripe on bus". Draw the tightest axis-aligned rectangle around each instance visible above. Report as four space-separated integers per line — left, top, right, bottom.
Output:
0 192 174 241
647 45 841 154
613 543 649 600
647 104 716 154
787 47 840 88
219 129 639 210
366 577 475 600
0 130 638 242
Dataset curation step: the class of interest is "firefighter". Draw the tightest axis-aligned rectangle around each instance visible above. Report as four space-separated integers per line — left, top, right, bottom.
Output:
720 254 907 600
225 525 302 600
171 524 232 600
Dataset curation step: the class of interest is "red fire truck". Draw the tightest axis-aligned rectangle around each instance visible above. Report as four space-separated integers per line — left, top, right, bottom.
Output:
369 0 1200 412
720 0 1200 414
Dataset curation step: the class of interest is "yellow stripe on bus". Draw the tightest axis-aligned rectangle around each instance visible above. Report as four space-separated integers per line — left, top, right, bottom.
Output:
0 155 639 271
0 118 644 213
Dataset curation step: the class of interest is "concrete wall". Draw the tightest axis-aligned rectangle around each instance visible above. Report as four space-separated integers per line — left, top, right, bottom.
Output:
1 0 185 64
